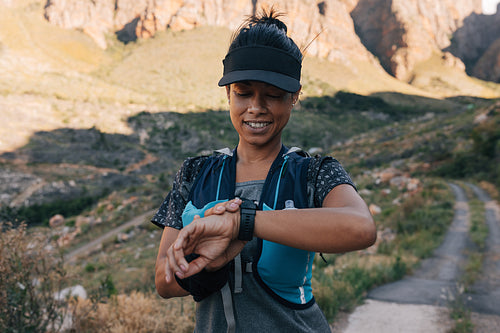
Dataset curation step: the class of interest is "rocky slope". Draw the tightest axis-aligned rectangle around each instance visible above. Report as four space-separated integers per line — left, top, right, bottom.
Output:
41 0 500 82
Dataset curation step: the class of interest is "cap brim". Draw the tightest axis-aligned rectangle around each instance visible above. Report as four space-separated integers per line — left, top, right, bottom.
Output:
218 70 300 93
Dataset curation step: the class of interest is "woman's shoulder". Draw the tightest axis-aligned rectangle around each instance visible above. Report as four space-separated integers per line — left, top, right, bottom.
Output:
306 154 354 207
178 154 214 184
307 154 343 177
178 149 231 184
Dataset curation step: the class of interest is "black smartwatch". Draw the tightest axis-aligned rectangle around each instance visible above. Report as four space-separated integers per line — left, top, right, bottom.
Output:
238 199 257 241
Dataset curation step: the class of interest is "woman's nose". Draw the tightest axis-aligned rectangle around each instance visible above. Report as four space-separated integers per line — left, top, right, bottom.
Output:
248 94 266 113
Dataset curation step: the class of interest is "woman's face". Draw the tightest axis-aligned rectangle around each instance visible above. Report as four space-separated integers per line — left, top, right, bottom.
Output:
227 81 300 149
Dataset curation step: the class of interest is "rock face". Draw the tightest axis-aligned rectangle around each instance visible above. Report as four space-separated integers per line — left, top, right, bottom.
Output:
473 38 500 82
450 7 500 83
350 0 482 81
43 0 500 82
44 0 376 67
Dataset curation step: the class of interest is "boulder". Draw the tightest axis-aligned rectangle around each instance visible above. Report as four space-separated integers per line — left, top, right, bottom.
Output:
54 285 87 301
49 214 65 228
369 203 382 215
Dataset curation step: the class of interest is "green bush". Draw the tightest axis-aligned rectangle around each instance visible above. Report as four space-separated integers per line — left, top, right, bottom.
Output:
1 194 105 226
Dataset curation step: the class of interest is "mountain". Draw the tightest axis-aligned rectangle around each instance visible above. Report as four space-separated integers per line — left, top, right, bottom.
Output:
41 0 500 83
0 0 499 155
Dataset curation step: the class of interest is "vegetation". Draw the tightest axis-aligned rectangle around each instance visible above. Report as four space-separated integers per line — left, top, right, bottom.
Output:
0 223 67 332
447 183 489 333
1 194 106 226
434 105 500 188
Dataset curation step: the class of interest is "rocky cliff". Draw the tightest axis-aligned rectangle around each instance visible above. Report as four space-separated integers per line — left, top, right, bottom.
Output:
351 0 482 80
44 0 377 67
43 0 500 83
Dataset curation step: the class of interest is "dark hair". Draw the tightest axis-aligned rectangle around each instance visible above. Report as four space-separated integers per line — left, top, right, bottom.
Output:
228 8 303 64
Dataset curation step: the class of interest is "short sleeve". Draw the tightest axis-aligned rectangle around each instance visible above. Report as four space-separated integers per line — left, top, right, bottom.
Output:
307 156 355 208
151 156 207 229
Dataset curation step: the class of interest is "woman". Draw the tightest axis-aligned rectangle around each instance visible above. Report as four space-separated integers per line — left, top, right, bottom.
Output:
152 9 376 333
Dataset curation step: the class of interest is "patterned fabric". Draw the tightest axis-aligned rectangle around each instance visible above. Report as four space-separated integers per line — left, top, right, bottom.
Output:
151 154 355 229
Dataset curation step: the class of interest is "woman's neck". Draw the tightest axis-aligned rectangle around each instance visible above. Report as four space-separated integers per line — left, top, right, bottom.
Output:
235 140 282 182
236 140 282 165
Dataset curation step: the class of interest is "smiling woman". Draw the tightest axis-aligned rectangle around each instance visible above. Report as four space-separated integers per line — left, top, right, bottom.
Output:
152 7 376 333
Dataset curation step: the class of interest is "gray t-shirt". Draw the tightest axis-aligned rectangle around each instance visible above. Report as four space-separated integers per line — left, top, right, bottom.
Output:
152 154 355 332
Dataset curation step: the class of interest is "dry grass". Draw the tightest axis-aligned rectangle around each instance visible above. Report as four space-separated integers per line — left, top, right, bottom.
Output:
411 52 500 98
70 293 195 333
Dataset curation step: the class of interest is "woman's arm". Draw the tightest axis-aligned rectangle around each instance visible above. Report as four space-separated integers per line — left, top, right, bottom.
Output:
155 227 190 298
170 184 376 279
254 184 376 253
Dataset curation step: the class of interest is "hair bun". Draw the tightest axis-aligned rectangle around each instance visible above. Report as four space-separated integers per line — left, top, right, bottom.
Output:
249 8 288 33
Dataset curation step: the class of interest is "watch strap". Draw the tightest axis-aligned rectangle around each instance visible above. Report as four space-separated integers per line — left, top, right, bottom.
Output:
238 200 256 241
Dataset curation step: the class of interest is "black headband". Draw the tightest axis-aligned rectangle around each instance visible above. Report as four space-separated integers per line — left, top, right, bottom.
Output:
218 45 302 92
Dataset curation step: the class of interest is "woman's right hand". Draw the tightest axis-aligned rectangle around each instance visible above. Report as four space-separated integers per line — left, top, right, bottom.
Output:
201 198 246 272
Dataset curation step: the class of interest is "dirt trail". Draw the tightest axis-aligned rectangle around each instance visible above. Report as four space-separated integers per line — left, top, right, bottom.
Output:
64 210 155 262
333 183 500 332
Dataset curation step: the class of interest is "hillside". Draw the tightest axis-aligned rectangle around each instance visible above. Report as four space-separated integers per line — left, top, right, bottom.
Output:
1 1 500 154
1 2 500 332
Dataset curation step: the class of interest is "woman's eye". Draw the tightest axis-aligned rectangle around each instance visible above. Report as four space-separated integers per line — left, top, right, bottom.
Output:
234 91 251 97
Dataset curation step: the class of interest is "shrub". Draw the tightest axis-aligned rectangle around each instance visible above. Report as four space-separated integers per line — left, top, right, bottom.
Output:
0 223 68 332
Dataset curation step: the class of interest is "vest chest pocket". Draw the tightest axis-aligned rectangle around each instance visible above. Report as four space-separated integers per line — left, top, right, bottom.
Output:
256 203 314 305
182 200 229 227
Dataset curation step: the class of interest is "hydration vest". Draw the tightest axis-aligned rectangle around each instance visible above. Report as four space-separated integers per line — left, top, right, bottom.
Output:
181 145 316 308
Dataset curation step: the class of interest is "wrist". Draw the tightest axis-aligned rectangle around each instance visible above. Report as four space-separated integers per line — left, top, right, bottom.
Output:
238 199 257 241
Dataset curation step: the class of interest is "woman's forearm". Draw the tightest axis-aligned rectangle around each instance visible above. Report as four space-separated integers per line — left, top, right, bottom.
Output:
254 207 375 253
155 227 190 298
253 184 376 253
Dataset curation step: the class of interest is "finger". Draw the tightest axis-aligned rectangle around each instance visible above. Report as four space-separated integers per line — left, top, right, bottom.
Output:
205 204 226 216
173 243 189 278
183 256 211 278
164 258 172 283
166 244 184 282
225 198 242 213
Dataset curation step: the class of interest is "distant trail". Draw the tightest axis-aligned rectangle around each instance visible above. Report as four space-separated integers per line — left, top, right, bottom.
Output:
333 183 470 332
64 209 155 262
366 182 469 306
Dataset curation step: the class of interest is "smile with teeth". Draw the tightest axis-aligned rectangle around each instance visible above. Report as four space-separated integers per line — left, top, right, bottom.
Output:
245 121 271 129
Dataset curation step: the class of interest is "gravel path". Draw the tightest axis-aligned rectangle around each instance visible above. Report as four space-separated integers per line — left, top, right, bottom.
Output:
333 183 500 332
